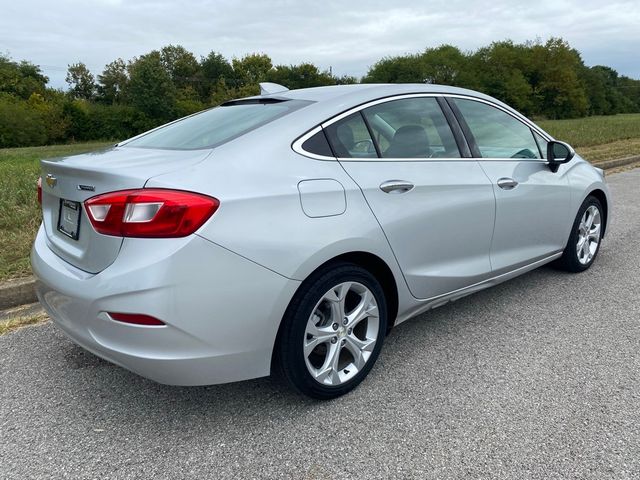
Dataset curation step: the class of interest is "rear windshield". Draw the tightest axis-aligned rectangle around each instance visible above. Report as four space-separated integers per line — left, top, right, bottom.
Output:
123 99 311 150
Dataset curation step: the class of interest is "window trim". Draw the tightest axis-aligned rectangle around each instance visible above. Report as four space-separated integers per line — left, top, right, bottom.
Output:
291 93 554 162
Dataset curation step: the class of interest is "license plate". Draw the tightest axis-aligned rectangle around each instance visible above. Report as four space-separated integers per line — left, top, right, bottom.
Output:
57 199 81 240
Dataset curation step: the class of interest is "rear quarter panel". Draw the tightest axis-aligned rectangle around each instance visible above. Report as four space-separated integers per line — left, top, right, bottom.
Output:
144 125 415 311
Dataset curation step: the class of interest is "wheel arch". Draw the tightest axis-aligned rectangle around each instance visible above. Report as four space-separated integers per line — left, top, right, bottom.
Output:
587 188 609 238
270 251 400 373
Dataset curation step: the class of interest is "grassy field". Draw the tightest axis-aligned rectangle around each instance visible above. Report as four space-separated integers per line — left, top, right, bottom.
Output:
539 113 640 162
0 113 639 283
0 142 113 280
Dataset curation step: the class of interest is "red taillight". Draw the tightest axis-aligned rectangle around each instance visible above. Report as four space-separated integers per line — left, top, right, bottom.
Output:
37 177 42 205
84 189 219 238
109 312 166 326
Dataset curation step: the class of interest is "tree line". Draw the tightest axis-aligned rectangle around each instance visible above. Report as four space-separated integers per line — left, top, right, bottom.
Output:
1 38 639 148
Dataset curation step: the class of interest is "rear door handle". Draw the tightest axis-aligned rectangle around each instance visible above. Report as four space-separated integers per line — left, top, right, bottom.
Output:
379 180 414 194
497 177 518 190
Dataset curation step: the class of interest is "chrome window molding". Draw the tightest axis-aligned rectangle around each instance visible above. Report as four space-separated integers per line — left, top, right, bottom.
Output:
291 92 554 162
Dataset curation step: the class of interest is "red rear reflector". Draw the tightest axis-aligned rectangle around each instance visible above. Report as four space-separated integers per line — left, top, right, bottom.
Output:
84 189 219 238
37 177 42 205
109 312 166 326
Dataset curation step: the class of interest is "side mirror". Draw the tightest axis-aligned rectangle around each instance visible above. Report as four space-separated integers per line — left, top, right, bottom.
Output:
547 140 575 172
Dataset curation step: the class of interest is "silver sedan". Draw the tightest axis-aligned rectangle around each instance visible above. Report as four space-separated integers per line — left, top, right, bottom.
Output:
32 83 610 399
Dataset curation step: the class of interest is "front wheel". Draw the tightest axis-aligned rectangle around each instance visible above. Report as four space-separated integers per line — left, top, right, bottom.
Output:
557 196 604 272
275 263 387 399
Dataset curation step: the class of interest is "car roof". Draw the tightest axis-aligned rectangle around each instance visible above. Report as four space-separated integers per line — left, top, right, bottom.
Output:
262 83 505 107
233 83 547 145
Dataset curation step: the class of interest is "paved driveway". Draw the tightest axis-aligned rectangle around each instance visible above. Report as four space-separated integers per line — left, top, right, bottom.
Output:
1 170 639 479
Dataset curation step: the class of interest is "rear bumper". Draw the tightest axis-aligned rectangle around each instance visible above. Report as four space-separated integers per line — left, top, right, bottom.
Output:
31 226 300 385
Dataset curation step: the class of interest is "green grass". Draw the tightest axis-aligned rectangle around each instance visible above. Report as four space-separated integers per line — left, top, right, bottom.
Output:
538 113 640 148
1 115 640 283
0 142 113 280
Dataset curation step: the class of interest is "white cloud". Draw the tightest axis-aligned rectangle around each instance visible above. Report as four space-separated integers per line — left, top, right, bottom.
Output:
1 0 638 88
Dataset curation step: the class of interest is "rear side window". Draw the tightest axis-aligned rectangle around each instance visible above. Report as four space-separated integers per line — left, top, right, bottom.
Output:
324 113 377 158
363 98 461 158
124 100 311 150
454 99 541 159
301 130 334 157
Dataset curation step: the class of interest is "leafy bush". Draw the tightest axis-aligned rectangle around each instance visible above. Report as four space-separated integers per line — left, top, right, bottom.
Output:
0 95 47 147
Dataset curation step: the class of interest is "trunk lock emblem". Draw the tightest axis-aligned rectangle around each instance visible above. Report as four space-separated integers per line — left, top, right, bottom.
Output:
45 174 57 188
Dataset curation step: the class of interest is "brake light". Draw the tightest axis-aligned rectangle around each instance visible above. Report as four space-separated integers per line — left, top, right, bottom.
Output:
37 177 42 205
109 312 165 326
85 189 219 238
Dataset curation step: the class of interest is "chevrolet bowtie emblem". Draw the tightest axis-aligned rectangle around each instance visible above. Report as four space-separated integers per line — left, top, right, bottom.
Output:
45 174 57 188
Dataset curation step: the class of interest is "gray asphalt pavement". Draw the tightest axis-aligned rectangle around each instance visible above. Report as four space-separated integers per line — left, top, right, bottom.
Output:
2 169 639 479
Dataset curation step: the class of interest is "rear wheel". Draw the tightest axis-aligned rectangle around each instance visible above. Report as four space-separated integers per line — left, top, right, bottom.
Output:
275 263 387 399
557 196 603 272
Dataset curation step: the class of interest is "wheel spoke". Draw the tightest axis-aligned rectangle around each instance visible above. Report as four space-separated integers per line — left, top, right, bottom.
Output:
344 337 368 370
346 333 376 353
588 223 601 241
324 282 350 322
347 290 378 327
584 210 594 230
314 342 341 385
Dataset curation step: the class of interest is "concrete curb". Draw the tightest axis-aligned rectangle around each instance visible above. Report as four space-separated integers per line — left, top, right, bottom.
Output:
0 276 37 310
0 154 638 311
593 155 640 170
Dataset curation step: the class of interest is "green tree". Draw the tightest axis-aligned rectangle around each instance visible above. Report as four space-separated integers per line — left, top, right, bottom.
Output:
160 45 200 90
66 62 96 100
421 45 470 85
197 51 234 100
266 63 335 89
0 55 48 99
232 53 273 86
528 38 589 118
97 58 128 104
469 41 533 114
125 51 176 121
363 54 424 83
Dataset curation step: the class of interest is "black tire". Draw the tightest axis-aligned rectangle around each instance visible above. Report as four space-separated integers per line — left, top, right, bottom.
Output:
556 195 604 273
274 262 387 400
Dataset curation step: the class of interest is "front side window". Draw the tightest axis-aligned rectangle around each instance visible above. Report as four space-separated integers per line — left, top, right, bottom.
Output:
454 99 541 159
363 97 461 158
533 131 548 159
124 99 310 150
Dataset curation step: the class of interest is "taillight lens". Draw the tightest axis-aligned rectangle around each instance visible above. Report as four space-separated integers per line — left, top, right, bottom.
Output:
37 177 42 205
84 189 219 238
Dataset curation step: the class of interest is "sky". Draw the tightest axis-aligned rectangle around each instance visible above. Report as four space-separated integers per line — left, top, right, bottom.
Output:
1 0 639 89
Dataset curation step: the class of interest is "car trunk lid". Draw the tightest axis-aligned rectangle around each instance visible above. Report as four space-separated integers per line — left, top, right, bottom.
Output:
40 146 211 273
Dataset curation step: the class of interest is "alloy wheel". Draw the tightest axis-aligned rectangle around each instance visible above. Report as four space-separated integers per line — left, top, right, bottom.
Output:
576 205 601 265
304 281 379 386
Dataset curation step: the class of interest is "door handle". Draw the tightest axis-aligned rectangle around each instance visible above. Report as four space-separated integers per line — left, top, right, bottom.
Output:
379 180 414 194
497 177 518 190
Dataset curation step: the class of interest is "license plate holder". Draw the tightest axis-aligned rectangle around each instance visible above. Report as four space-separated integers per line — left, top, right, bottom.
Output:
57 199 81 240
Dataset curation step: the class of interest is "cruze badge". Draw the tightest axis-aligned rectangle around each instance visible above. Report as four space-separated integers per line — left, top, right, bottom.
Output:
45 174 57 188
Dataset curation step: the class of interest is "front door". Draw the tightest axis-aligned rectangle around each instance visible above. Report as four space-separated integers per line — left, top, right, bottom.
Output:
451 98 571 274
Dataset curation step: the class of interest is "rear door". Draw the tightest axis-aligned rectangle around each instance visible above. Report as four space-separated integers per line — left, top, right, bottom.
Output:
325 96 496 300
449 97 571 274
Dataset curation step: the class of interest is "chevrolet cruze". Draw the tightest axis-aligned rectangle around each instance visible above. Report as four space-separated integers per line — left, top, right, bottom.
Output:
32 83 611 399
